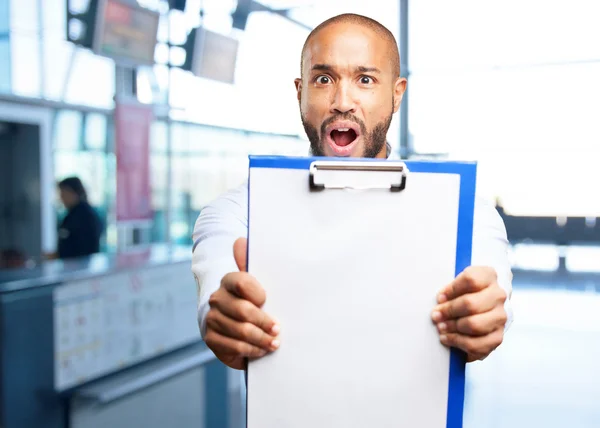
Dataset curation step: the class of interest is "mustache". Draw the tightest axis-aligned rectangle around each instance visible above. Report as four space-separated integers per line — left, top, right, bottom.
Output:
320 113 367 135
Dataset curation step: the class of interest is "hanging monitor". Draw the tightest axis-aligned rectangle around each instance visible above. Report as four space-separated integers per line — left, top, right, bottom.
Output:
93 0 160 66
182 27 239 84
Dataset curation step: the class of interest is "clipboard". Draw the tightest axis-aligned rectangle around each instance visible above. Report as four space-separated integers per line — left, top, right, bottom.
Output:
246 155 476 428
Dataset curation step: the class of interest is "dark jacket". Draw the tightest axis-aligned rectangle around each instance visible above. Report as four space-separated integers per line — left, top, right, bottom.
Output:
57 202 103 259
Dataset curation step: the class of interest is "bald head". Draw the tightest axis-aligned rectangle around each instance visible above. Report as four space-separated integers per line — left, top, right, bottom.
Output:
301 13 401 79
294 13 407 159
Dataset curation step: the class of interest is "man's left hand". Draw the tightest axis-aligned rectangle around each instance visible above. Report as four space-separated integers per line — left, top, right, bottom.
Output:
431 266 508 362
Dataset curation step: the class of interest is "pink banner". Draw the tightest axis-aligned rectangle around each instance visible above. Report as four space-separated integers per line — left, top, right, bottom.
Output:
115 100 153 222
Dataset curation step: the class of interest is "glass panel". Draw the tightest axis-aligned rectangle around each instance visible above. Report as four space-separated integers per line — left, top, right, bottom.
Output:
153 63 169 104
53 109 113 252
409 66 600 217
150 120 168 152
201 0 235 34
54 151 110 251
104 151 117 251
287 0 399 39
168 9 187 45
187 153 229 210
150 153 168 242
566 246 600 273
149 120 168 243
170 121 189 153
168 121 309 245
63 49 115 108
509 244 559 271
42 39 74 101
0 0 8 32
409 0 600 72
53 110 82 150
169 12 308 136
0 0 8 93
54 151 107 207
170 153 196 245
154 42 169 64
42 0 66 40
84 113 107 150
408 0 600 217
156 8 169 43
9 0 38 33
0 39 10 93
9 33 41 97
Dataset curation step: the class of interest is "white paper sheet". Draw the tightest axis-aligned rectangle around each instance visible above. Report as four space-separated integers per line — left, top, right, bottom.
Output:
247 164 462 428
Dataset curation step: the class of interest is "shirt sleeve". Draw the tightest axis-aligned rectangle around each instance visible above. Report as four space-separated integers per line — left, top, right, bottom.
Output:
472 196 514 331
191 182 249 338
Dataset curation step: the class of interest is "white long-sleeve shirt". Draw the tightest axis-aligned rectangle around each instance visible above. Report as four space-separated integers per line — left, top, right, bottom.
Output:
191 173 514 338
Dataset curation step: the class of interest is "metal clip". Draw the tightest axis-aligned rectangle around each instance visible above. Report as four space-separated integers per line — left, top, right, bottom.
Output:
309 160 408 192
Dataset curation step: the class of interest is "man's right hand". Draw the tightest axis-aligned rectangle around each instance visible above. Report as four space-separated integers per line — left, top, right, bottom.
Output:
204 237 280 370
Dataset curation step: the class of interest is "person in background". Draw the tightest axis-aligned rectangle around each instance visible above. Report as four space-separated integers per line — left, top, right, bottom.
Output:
50 177 103 260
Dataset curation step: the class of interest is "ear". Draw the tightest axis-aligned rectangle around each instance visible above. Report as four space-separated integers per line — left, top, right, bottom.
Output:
392 77 408 113
294 78 302 102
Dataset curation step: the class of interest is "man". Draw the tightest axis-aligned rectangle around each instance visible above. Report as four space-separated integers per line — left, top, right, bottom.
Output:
192 13 513 371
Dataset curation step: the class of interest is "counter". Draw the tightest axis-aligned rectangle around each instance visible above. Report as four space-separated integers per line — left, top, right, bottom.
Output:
0 245 243 428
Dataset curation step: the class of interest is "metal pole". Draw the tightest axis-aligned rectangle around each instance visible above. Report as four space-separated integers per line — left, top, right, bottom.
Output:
37 0 45 97
399 0 410 159
165 7 173 245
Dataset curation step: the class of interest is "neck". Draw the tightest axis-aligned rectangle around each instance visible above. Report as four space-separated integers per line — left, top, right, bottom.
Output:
378 142 391 159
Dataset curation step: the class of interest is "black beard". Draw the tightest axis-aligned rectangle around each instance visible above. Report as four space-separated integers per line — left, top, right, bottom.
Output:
301 111 393 158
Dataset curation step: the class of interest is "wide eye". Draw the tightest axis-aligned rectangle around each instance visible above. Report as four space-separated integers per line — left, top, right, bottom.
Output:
315 75 332 84
359 76 374 85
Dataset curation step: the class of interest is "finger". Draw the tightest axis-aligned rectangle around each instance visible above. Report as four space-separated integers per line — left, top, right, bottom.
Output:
437 266 497 303
204 330 269 360
233 238 248 272
436 305 508 336
440 327 504 360
209 290 279 335
221 271 266 307
206 309 280 352
432 283 504 322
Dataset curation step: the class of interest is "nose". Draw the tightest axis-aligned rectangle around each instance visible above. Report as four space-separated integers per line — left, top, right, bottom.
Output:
330 81 357 114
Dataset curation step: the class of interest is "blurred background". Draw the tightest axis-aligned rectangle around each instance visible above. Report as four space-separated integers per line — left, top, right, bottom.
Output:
0 0 598 427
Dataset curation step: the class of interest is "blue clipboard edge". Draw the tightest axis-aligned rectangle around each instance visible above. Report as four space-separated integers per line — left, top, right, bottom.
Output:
247 155 477 428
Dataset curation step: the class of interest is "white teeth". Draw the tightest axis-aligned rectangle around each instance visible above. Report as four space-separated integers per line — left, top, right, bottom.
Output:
337 128 350 132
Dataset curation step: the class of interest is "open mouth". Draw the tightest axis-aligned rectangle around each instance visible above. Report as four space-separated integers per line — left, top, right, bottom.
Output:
331 128 358 147
325 122 361 156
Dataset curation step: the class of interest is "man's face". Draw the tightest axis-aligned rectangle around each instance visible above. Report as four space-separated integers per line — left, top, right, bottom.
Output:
295 22 406 158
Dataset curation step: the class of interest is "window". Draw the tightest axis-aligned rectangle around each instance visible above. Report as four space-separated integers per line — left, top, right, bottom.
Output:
0 38 10 93
149 120 169 242
162 4 308 136
167 120 307 244
409 0 600 216
53 110 112 251
63 49 115 109
8 0 41 97
0 0 9 93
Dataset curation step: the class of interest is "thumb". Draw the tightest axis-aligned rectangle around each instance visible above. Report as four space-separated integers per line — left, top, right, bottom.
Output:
233 238 248 272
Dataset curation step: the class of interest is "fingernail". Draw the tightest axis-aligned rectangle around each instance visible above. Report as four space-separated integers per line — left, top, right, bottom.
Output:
271 324 280 335
432 311 442 322
437 294 447 303
440 335 448 344
437 322 447 333
271 339 280 350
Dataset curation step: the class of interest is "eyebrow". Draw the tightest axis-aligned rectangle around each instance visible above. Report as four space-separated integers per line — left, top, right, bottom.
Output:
310 64 381 74
356 66 381 74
